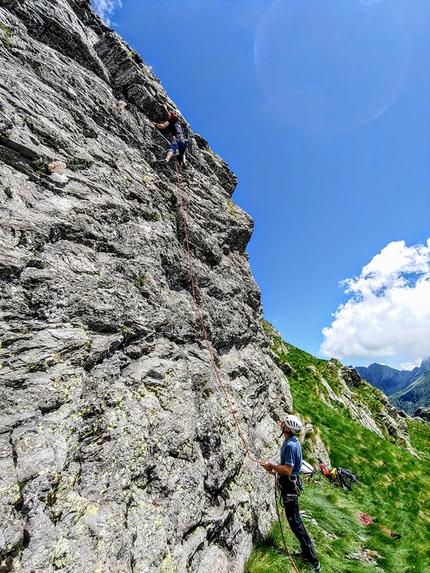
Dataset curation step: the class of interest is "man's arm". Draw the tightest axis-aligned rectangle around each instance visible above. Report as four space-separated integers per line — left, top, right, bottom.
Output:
153 120 169 129
153 104 171 130
261 461 293 476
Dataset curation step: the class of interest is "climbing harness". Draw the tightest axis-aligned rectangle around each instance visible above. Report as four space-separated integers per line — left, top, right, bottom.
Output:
174 162 302 573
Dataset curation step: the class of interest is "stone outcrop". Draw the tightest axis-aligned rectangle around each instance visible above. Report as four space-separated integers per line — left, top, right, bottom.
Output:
415 407 430 423
1 2 420 571
0 2 294 571
336 367 415 455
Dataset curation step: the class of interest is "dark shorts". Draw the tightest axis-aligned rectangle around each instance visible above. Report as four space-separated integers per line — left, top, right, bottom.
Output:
169 138 188 157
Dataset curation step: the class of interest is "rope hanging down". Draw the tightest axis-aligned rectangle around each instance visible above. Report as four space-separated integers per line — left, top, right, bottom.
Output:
174 164 260 464
174 164 302 573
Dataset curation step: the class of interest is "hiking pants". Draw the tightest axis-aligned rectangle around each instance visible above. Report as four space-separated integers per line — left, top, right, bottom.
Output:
283 495 319 567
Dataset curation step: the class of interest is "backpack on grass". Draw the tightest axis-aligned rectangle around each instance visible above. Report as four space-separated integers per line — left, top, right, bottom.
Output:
329 467 359 490
319 464 359 490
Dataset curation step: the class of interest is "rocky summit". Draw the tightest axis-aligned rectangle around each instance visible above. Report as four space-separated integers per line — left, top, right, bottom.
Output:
0 1 294 571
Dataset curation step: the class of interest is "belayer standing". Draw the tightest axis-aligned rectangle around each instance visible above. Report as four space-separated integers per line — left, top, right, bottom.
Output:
261 415 321 572
153 104 187 168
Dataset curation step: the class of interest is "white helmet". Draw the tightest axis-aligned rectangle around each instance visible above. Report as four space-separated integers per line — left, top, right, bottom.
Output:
283 415 302 435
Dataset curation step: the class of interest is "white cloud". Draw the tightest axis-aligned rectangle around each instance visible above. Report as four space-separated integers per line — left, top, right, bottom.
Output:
92 0 122 25
399 361 421 371
320 239 430 366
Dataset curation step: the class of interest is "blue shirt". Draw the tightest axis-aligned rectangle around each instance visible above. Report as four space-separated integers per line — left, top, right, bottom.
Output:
280 436 302 475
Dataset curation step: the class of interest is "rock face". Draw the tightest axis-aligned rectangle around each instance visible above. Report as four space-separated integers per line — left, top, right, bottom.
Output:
415 407 430 422
0 2 294 571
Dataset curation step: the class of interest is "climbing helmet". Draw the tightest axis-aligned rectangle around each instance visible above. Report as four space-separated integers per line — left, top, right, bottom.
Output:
283 415 302 435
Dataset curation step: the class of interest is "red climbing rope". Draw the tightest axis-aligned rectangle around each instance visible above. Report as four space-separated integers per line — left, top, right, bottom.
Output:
174 163 260 464
174 163 302 573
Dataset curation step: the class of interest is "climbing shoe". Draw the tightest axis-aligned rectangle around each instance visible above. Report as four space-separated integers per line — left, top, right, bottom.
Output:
311 563 322 572
157 159 169 166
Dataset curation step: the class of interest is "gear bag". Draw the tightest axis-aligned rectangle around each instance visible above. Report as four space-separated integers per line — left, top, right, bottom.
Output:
319 463 359 490
328 467 359 490
337 467 359 490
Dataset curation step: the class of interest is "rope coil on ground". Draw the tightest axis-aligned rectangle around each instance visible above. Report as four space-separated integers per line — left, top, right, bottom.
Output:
174 163 302 573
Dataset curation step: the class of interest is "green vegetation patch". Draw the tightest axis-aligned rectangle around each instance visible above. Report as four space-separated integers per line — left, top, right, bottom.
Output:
134 273 146 288
227 199 237 216
0 24 12 50
247 323 430 573
350 381 386 416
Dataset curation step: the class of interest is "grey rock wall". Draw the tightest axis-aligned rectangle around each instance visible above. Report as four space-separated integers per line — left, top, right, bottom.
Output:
0 1 293 571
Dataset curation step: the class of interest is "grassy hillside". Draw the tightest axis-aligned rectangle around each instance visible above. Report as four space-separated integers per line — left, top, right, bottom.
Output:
389 371 430 415
246 324 430 573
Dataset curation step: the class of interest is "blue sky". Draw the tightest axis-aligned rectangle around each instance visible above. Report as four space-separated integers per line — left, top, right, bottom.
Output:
92 0 430 370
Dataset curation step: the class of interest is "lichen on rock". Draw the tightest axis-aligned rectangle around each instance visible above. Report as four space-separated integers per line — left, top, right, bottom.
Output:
0 1 292 571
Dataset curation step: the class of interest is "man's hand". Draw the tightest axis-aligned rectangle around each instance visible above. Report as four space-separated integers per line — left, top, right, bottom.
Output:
261 461 275 474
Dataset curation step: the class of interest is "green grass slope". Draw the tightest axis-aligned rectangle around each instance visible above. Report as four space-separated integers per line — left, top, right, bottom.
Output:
246 324 430 573
389 371 430 416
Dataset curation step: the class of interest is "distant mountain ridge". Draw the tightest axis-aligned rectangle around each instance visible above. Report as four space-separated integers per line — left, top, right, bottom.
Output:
355 357 430 396
389 370 430 415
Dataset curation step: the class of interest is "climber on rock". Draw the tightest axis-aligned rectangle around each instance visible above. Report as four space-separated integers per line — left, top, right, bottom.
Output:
153 104 187 168
261 415 321 572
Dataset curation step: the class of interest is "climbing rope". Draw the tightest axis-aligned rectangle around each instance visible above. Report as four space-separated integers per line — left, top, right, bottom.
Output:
174 162 302 573
174 162 260 463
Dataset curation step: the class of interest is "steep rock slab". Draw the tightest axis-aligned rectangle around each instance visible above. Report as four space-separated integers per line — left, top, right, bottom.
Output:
0 1 292 571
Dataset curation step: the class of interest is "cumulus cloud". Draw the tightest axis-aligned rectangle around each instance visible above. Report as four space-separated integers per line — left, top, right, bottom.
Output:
320 239 430 366
92 0 122 25
399 361 420 371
